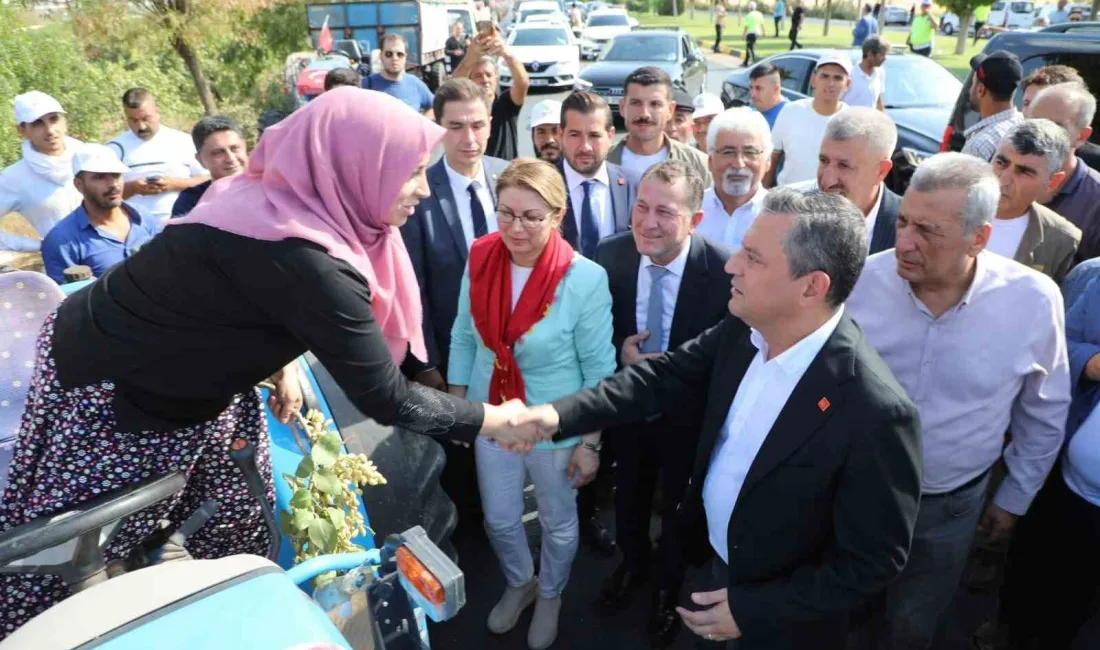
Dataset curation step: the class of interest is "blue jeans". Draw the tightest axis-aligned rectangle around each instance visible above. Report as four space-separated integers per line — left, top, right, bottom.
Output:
475 437 579 598
859 471 991 650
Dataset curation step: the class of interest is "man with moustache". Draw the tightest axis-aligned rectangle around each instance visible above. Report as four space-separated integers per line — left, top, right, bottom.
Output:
668 88 696 146
696 107 771 252
767 54 850 187
529 99 563 164
592 160 732 645
171 116 250 217
400 79 510 536
41 145 158 284
108 88 209 228
0 91 84 252
607 67 710 185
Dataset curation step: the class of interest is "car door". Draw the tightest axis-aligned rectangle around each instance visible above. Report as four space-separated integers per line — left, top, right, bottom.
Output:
769 54 816 100
680 35 706 95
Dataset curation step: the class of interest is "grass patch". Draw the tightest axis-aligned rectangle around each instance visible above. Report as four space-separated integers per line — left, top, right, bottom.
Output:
634 12 984 79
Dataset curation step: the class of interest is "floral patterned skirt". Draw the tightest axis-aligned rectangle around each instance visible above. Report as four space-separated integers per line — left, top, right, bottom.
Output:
0 311 274 638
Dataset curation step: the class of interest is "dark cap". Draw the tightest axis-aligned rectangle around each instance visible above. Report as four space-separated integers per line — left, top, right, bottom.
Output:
970 50 1023 95
673 86 694 113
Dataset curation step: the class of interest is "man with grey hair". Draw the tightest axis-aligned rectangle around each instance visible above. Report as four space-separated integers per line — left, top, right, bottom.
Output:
988 118 1080 284
1028 81 1100 261
514 188 923 650
816 107 901 254
847 152 1071 650
696 107 773 251
590 159 733 645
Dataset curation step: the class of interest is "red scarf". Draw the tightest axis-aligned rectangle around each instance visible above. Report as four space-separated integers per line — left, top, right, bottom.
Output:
469 231 574 405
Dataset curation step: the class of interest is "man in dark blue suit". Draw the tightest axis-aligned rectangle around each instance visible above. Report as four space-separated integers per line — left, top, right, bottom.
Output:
556 91 641 259
400 78 510 533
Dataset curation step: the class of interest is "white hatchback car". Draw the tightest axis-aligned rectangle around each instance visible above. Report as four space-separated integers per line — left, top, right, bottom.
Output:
578 9 637 59
501 22 581 89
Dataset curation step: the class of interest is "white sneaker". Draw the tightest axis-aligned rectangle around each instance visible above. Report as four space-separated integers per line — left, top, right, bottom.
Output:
487 579 536 634
527 594 562 650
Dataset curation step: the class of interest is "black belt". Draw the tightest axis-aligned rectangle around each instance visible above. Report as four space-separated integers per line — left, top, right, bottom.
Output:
922 468 992 501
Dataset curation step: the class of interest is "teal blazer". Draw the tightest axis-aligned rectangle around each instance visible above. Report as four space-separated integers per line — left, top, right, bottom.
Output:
448 253 616 450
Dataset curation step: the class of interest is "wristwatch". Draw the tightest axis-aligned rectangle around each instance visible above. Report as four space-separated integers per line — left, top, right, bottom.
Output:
581 440 603 453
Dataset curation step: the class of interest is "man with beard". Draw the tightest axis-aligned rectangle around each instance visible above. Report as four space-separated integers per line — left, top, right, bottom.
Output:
452 24 531 161
696 107 771 252
961 51 1023 163
529 99 563 163
172 116 250 217
608 67 710 185
0 91 84 252
109 88 209 229
767 54 850 187
41 145 158 284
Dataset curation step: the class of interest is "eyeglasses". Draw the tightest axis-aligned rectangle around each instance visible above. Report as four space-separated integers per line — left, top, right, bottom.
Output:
497 210 549 229
384 51 407 59
714 147 763 162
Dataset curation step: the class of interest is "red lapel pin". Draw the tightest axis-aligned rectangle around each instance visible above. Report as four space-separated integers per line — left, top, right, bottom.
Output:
818 397 831 412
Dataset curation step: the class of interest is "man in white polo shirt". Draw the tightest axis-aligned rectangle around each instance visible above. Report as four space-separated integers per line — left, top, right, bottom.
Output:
108 87 208 229
696 107 771 252
0 91 84 252
845 35 888 111
767 52 850 187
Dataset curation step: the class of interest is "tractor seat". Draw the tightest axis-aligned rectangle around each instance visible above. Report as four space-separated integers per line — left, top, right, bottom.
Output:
0 272 64 496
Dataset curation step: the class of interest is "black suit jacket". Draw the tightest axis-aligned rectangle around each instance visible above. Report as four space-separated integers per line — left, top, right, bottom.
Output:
550 314 922 649
869 187 901 255
399 155 511 373
555 159 640 254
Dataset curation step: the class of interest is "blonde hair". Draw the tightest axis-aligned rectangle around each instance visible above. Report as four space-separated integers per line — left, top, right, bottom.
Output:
495 158 568 216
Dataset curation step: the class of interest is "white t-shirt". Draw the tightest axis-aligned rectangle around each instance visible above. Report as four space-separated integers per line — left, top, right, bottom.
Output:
771 98 849 186
510 263 534 310
108 127 206 225
619 147 669 180
844 64 886 108
986 213 1029 259
0 139 85 252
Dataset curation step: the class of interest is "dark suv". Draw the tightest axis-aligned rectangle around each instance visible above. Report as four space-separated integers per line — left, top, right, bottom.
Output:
943 29 1100 152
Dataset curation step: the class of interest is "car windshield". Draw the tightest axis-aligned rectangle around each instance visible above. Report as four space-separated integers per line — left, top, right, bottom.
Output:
588 14 629 26
513 28 571 46
883 56 962 108
602 35 677 62
1011 1 1033 11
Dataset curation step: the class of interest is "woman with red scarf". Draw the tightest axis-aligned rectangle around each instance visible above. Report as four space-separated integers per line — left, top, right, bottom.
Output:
447 159 616 650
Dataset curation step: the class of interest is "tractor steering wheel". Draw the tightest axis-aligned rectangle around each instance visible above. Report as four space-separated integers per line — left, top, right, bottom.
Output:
0 472 186 591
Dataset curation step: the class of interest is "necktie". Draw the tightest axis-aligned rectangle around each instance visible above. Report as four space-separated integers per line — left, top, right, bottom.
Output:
468 181 488 240
580 180 599 259
641 265 670 354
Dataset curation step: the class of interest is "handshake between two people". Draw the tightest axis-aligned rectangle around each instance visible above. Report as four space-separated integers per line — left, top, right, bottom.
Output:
480 400 560 454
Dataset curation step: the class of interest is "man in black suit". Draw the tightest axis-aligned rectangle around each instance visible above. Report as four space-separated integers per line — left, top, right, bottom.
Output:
399 78 510 533
816 107 901 255
556 91 641 258
593 160 733 646
512 189 923 649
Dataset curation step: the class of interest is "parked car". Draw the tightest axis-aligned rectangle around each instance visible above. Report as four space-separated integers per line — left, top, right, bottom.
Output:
578 29 708 120
944 28 1100 151
722 49 962 192
578 8 636 59
516 0 565 24
501 22 581 89
941 11 982 36
882 4 911 25
987 0 1036 28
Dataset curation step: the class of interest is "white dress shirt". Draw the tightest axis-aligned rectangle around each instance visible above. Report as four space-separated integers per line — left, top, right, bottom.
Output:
847 250 1070 515
564 160 615 239
703 306 845 563
696 185 767 252
443 156 498 248
635 238 691 351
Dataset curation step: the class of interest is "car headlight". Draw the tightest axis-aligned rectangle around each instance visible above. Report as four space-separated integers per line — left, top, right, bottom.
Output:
901 146 935 167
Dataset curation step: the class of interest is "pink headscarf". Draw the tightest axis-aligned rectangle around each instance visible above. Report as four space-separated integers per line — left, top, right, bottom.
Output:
173 87 444 364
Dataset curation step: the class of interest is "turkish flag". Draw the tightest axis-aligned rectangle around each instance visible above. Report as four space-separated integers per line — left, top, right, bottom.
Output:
318 16 334 53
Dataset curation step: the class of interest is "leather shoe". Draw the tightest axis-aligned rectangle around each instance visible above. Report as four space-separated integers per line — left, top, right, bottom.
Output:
581 515 616 557
598 564 648 612
648 587 683 647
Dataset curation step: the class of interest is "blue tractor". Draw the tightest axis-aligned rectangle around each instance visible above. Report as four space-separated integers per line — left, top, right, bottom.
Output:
0 271 465 649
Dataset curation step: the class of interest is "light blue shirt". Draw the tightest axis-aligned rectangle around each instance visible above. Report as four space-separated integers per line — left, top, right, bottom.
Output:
773 0 786 18
40 202 157 284
448 254 617 449
703 306 844 563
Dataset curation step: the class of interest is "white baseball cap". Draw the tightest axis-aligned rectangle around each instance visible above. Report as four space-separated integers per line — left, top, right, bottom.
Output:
529 99 563 130
692 93 724 121
815 52 853 75
72 144 130 176
13 91 66 126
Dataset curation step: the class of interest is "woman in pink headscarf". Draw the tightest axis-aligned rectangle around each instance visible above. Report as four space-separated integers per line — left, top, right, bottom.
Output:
0 88 532 635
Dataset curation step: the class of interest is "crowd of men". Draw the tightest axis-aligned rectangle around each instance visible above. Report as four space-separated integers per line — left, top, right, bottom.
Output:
1 20 1099 650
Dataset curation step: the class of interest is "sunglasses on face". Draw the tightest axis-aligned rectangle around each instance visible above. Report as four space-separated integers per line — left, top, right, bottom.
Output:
384 51 407 59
